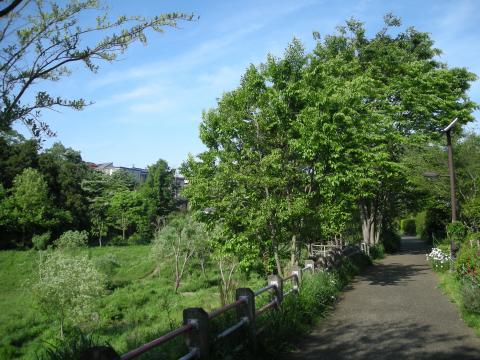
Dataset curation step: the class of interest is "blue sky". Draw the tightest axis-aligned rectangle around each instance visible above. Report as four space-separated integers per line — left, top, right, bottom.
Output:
22 0 480 169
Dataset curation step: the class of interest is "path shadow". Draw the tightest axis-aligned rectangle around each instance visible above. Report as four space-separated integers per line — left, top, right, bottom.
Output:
399 236 432 255
285 321 479 360
356 262 430 286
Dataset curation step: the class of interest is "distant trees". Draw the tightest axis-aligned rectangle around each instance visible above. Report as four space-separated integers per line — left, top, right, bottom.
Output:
0 131 179 248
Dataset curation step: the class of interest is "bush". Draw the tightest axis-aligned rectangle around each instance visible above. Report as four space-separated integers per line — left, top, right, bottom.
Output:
422 207 449 242
401 219 416 236
415 212 426 237
54 230 88 251
94 253 120 277
447 221 466 243
382 228 401 253
426 247 451 272
370 244 385 259
455 242 480 283
33 252 105 337
32 232 51 250
127 233 149 245
460 277 480 314
36 329 115 360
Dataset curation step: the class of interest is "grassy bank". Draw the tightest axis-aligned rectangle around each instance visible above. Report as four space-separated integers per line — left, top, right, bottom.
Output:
0 246 264 359
437 272 480 336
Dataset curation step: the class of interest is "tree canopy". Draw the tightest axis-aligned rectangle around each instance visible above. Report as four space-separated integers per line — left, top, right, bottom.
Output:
182 15 477 273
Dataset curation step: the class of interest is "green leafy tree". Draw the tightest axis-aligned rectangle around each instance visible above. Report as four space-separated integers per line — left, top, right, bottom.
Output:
183 15 477 272
0 0 195 135
140 159 176 235
0 132 39 188
38 143 92 231
108 190 144 241
33 252 105 338
9 168 66 245
152 213 207 293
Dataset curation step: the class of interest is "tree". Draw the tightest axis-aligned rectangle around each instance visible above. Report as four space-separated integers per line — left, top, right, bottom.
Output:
107 189 144 241
38 143 92 231
33 252 105 338
140 159 176 235
0 131 39 188
152 213 207 293
0 0 195 135
182 15 477 271
8 167 65 245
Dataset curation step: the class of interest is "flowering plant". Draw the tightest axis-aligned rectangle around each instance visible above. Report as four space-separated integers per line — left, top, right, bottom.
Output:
426 247 451 272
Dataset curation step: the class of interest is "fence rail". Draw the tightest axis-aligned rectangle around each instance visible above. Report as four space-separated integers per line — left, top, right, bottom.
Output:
114 244 369 360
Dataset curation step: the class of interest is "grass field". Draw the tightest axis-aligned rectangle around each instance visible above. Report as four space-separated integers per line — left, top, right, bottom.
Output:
0 246 265 359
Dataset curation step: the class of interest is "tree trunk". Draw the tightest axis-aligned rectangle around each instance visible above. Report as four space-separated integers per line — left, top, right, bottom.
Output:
290 234 298 267
360 201 375 245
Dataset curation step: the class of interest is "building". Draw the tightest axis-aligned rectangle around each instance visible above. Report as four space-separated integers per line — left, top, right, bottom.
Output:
88 162 148 183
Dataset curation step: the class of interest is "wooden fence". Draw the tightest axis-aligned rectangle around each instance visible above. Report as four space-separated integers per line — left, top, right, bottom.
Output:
85 243 370 360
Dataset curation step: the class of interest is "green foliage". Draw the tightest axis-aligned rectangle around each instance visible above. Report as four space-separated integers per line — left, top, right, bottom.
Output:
0 0 195 135
369 244 385 260
183 15 477 270
153 212 209 292
438 272 480 336
33 252 105 338
460 277 480 314
401 219 416 236
36 329 114 360
108 190 145 242
381 228 401 253
415 211 426 237
456 243 480 283
32 232 51 250
94 253 120 278
54 230 88 251
447 221 467 243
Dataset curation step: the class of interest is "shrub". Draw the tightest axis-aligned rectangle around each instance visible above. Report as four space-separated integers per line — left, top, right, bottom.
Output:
32 232 51 250
54 230 88 251
33 252 105 338
36 330 115 360
382 228 401 253
426 247 451 272
455 242 480 283
422 207 449 242
401 219 416 236
460 277 480 314
94 253 120 277
447 221 466 243
415 212 426 237
370 244 385 259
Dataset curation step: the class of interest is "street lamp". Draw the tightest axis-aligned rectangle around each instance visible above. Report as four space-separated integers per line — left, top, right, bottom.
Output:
442 117 459 223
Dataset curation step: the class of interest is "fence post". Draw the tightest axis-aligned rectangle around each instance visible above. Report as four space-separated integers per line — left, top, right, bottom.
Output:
183 307 209 360
267 274 283 305
304 259 315 272
291 265 301 292
236 288 256 353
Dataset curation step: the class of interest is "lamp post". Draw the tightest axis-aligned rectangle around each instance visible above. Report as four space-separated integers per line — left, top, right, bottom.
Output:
442 117 459 223
423 118 459 268
443 118 459 268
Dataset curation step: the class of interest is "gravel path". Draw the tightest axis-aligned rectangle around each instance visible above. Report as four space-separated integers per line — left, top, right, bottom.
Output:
286 237 480 360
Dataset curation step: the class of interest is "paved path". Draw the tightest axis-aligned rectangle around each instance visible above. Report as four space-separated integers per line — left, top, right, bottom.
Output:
286 237 480 360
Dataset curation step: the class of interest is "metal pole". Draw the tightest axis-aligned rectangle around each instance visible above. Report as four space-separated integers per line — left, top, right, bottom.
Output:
445 129 457 271
446 130 457 222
